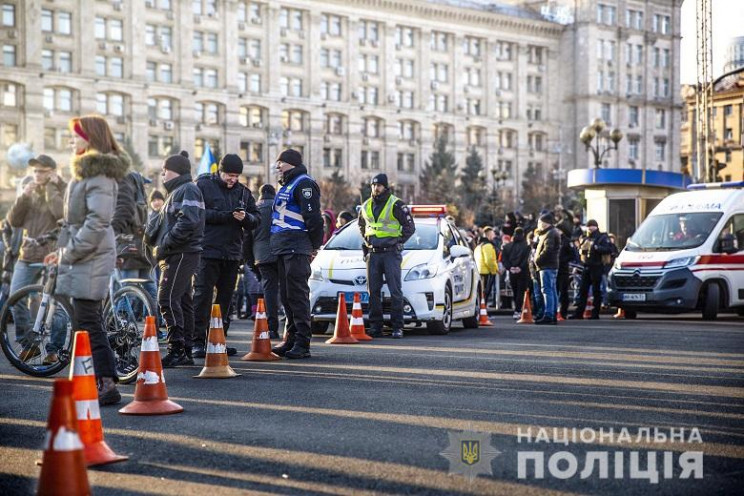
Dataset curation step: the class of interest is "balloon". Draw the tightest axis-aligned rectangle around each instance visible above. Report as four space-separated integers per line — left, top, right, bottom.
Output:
6 143 34 171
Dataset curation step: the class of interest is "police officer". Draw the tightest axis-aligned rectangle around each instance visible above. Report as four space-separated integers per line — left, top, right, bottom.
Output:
359 174 415 339
269 149 323 359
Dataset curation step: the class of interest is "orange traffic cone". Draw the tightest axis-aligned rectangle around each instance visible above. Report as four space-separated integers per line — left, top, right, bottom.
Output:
613 307 625 319
69 331 127 466
241 299 281 361
195 304 241 378
37 379 91 496
349 292 372 341
517 290 534 324
583 295 594 319
119 316 183 415
326 293 358 344
478 290 493 326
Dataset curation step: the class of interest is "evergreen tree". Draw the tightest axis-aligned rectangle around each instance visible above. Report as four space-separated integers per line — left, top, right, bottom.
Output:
458 147 487 213
418 135 458 204
121 138 144 173
521 162 554 215
318 170 357 213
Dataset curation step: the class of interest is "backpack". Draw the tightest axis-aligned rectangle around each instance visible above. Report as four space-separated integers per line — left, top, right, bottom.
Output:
129 172 148 236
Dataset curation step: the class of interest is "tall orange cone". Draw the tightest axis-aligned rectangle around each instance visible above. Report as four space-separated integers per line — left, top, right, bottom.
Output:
37 379 90 496
583 295 594 319
119 316 183 415
517 290 534 324
195 304 241 378
349 292 372 341
613 307 625 319
478 289 493 326
69 331 127 466
241 298 280 361
326 293 358 344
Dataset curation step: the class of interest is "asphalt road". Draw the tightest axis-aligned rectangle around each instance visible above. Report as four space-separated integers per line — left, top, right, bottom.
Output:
1 313 743 495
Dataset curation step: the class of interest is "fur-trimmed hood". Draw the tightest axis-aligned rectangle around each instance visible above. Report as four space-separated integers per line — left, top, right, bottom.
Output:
71 150 130 181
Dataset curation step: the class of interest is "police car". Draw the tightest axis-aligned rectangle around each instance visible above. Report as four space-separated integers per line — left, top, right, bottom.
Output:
309 205 481 334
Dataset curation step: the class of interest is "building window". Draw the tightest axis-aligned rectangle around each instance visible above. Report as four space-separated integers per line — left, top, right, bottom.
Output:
495 72 512 91
467 127 484 147
325 114 343 135
148 97 173 121
239 141 263 164
196 102 219 125
430 31 448 52
497 102 512 120
281 110 304 131
363 118 382 138
2 4 15 27
629 106 639 127
3 44 15 67
528 46 544 65
1 82 17 107
57 11 71 35
628 138 639 160
399 121 416 141
466 98 481 116
723 105 733 116
601 103 612 124
495 41 512 60
360 150 380 170
397 153 415 172
96 93 124 117
279 8 303 31
59 51 72 72
463 36 481 57
527 75 542 94
655 141 666 161
321 14 342 37
239 106 264 128
323 148 343 168
655 109 665 129
358 20 379 42
464 67 481 87
43 87 73 112
597 4 616 25
394 26 414 48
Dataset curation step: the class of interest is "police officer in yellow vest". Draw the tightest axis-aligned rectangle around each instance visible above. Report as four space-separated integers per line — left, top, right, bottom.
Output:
358 174 415 338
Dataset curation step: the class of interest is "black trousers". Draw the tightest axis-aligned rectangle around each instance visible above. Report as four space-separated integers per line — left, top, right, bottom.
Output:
258 263 280 334
73 298 117 380
277 254 312 347
192 258 241 346
574 265 603 318
367 251 403 330
557 270 570 318
510 273 529 313
158 252 200 351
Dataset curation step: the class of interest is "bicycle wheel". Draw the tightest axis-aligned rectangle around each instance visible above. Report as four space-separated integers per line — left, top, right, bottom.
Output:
0 285 74 377
103 285 156 384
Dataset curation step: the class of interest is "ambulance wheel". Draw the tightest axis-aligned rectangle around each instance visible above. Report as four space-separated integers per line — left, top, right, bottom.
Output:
702 283 720 321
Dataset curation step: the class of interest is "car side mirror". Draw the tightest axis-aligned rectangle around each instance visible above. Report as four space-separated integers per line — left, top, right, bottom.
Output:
449 245 471 260
719 233 737 254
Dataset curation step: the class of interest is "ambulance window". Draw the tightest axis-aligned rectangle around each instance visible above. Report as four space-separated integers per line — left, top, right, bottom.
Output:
717 214 744 253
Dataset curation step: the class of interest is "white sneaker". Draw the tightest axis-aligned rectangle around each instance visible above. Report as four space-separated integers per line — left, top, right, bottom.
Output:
513 311 521 319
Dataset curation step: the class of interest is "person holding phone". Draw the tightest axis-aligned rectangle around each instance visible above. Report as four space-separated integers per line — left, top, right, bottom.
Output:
191 154 259 359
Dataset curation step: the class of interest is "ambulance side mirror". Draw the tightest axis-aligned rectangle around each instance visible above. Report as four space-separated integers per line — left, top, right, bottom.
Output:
718 233 737 255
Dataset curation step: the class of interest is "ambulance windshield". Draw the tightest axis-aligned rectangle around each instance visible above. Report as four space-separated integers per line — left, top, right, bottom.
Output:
626 212 722 251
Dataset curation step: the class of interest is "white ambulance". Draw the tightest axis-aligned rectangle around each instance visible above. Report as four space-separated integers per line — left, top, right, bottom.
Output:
308 205 481 334
608 182 744 320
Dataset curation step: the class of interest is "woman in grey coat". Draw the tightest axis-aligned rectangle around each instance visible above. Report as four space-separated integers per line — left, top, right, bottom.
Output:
55 115 130 405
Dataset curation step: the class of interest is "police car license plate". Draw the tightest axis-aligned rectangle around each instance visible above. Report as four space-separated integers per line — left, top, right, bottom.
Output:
622 293 646 302
345 291 369 304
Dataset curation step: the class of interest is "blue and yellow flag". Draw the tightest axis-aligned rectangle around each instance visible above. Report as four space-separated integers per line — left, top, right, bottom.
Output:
197 142 217 176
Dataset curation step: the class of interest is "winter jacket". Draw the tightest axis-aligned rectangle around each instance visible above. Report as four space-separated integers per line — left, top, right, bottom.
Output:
358 190 416 250
534 225 560 271
270 165 324 256
501 237 531 278
474 241 499 275
7 176 66 263
579 230 613 267
145 174 205 260
56 150 130 300
196 173 259 261
112 171 151 270
252 191 277 265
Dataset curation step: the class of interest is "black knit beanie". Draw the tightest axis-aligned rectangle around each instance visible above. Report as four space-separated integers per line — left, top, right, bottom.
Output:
163 151 191 175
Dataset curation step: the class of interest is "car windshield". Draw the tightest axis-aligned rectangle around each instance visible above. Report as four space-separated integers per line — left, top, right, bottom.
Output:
324 221 439 250
625 212 723 251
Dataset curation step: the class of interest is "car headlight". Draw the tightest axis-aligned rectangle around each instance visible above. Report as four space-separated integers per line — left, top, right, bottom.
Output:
309 267 324 281
405 263 438 281
665 256 698 269
613 259 622 271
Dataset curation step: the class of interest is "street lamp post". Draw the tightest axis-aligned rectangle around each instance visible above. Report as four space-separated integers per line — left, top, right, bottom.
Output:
579 118 623 168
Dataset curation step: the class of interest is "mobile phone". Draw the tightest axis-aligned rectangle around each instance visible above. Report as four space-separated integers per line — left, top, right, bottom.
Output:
233 207 245 213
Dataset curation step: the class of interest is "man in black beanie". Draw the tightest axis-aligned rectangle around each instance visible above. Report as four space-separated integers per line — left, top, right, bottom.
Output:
191 153 260 358
145 151 205 366
358 173 415 338
269 149 323 359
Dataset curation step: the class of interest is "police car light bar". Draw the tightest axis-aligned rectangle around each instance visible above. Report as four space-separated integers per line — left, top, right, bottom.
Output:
687 181 744 190
409 205 448 217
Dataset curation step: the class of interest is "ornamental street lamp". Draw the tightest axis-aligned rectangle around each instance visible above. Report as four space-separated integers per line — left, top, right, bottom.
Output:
579 118 623 168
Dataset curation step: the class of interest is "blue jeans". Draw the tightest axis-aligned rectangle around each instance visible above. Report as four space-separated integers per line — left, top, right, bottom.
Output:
10 261 67 352
539 269 558 319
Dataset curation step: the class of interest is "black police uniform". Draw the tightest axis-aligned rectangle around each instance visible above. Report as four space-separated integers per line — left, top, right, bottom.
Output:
358 176 415 337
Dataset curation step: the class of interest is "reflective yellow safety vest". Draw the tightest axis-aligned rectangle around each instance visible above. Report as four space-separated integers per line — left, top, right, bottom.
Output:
362 195 402 239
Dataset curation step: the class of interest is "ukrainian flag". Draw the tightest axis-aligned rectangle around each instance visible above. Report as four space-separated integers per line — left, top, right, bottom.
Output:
197 142 217 176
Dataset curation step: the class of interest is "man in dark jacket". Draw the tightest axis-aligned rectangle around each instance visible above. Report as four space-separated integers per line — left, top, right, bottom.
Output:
358 174 416 338
251 184 280 339
570 219 612 320
534 213 560 325
145 151 205 367
501 227 531 319
269 149 323 359
191 154 259 358
556 222 577 320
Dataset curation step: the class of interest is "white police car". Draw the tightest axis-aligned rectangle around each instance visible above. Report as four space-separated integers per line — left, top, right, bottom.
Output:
309 205 481 334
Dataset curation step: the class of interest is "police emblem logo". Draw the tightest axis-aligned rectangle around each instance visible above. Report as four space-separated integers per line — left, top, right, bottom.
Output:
302 188 313 199
461 440 480 466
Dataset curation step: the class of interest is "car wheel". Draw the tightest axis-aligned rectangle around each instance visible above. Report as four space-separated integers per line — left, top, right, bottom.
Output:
311 321 330 334
461 287 480 329
427 287 452 335
702 283 720 321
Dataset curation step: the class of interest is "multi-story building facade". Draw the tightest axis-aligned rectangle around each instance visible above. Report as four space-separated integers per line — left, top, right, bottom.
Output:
723 36 744 74
0 0 682 206
681 69 744 183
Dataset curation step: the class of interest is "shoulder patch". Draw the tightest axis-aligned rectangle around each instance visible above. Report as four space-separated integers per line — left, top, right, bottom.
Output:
302 188 313 199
